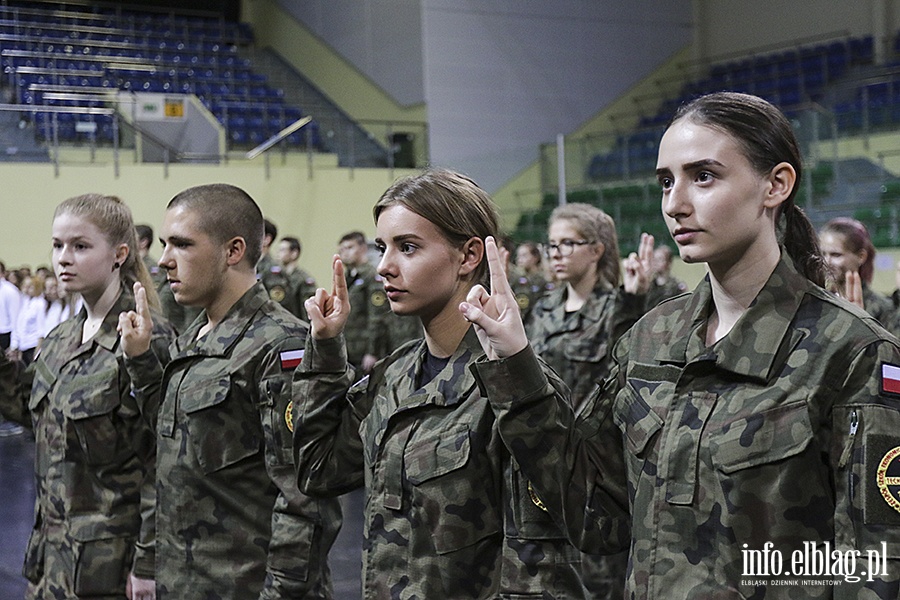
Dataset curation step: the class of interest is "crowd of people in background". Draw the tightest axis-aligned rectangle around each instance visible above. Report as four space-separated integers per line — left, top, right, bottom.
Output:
0 91 899 598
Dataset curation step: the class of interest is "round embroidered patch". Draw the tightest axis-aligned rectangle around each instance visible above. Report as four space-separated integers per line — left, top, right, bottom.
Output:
284 400 294 433
371 290 387 307
877 446 900 514
516 293 530 309
269 286 286 303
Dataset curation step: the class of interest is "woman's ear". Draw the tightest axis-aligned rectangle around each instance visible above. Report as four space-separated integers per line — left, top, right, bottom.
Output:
764 161 797 209
458 237 485 278
114 243 129 267
224 236 248 267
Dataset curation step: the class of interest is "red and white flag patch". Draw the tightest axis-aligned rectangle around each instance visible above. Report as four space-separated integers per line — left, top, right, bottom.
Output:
280 349 304 370
882 363 900 395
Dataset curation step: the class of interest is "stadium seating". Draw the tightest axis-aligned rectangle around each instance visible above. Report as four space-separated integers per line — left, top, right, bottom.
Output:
0 2 320 149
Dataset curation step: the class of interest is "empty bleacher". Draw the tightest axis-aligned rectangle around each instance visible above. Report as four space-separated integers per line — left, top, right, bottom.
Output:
518 34 900 253
0 1 321 150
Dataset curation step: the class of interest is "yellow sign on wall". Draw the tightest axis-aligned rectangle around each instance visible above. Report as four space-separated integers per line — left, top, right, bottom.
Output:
164 100 185 118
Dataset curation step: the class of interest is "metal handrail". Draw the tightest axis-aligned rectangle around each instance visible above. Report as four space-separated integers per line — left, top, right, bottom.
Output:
245 116 311 160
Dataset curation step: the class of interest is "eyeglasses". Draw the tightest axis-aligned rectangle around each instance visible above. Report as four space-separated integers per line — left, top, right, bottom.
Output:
543 239 594 258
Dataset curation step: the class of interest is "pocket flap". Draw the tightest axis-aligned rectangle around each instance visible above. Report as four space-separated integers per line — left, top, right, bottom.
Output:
180 376 229 414
405 426 471 485
58 367 121 419
28 359 57 410
712 401 812 474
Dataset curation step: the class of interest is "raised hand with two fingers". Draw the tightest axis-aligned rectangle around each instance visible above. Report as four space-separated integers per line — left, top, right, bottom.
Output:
458 236 528 360
304 255 352 340
118 282 155 358
623 233 654 295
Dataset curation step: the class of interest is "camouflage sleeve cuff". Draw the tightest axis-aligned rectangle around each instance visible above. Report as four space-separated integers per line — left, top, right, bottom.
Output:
472 345 551 407
618 288 648 317
305 334 349 373
123 348 163 390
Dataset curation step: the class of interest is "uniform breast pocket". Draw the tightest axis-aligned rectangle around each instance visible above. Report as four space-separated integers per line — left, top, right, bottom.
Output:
62 368 123 466
404 425 501 554
709 400 813 474
181 376 261 474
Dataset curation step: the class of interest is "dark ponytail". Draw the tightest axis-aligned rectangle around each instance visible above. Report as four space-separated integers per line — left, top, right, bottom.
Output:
783 204 827 287
673 92 827 286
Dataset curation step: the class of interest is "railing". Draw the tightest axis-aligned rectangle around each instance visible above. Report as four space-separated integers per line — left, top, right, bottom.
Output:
0 101 429 176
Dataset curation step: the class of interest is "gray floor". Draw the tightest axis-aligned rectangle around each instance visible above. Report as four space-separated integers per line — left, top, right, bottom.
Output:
0 432 364 599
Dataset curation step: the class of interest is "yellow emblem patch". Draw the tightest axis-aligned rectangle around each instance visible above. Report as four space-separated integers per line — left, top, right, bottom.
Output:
516 293 530 309
527 481 549 512
270 286 286 303
284 401 294 433
877 446 900 514
371 290 387 307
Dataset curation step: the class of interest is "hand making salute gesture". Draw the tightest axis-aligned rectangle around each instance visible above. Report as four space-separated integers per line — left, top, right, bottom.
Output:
468 92 900 599
119 280 154 357
304 255 350 340
461 232 654 361
458 235 528 360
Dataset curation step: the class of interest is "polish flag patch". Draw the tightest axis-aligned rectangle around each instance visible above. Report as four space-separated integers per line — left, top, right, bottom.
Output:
882 363 900 395
280 349 304 370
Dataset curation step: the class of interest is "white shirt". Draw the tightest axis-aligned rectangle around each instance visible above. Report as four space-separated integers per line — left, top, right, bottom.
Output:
13 295 46 351
0 279 21 335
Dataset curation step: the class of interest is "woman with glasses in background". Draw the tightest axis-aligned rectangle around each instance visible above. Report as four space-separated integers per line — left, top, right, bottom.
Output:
524 202 652 598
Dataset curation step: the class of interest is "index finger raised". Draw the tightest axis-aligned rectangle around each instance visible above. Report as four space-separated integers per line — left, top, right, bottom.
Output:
133 281 151 320
331 255 348 302
484 236 514 297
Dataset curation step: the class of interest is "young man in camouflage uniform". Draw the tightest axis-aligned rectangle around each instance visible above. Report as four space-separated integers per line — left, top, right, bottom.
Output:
260 236 317 322
337 231 390 373
120 184 340 599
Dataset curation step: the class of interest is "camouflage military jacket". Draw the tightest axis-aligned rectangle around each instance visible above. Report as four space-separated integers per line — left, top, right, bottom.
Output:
293 328 587 599
343 262 390 366
476 252 900 599
125 283 341 599
862 283 894 326
645 275 687 309
0 289 174 598
510 268 552 322
260 265 318 323
526 284 645 411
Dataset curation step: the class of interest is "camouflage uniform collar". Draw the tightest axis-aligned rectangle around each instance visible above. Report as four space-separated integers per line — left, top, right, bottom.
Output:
656 249 810 382
49 287 131 357
392 327 482 408
176 283 267 356
83 287 134 353
538 282 615 325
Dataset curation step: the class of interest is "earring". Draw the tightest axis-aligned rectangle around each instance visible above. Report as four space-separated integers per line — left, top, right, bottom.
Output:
113 262 120 270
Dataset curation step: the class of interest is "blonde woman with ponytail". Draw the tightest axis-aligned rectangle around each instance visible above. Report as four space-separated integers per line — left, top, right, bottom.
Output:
463 92 900 598
0 194 175 599
524 203 651 597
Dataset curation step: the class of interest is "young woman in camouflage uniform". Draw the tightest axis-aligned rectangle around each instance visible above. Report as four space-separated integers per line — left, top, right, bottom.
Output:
524 203 649 597
294 168 588 598
463 92 900 598
0 194 174 599
819 217 894 325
